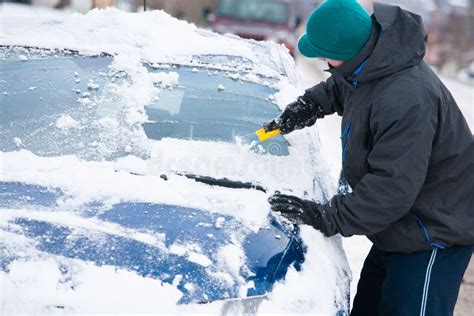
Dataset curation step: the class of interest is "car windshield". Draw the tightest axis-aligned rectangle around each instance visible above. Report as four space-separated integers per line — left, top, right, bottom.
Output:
0 46 289 161
217 0 289 24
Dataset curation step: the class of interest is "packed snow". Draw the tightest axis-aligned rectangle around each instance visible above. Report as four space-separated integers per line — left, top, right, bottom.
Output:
13 137 22 147
56 114 80 130
1 258 183 314
0 5 350 315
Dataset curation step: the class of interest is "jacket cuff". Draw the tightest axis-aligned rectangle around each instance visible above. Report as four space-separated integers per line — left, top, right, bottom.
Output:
300 92 325 119
316 198 341 237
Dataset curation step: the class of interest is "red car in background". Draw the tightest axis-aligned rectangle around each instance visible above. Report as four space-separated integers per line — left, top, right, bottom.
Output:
207 0 305 56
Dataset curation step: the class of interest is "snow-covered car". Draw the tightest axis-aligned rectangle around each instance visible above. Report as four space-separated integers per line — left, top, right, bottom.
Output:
0 5 350 315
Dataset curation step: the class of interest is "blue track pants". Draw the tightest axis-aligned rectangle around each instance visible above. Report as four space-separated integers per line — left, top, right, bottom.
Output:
351 244 473 316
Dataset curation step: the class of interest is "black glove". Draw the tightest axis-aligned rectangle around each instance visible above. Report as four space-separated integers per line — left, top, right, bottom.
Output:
268 193 330 236
263 94 324 135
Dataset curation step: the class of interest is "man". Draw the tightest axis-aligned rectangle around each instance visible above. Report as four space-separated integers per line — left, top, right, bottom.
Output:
264 1 474 315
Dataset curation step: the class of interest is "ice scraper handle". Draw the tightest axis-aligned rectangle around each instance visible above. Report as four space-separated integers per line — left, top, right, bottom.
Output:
256 127 281 142
262 94 324 135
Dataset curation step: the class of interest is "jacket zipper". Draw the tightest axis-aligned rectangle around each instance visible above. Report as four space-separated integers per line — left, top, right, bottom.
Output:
412 213 445 249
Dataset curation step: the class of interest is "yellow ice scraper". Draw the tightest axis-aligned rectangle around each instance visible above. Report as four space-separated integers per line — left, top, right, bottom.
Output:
255 128 281 142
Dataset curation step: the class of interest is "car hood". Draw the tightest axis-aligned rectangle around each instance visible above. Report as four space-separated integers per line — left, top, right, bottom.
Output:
0 181 304 304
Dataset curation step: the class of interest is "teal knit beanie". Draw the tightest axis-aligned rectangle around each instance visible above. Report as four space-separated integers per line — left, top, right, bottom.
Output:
298 0 373 61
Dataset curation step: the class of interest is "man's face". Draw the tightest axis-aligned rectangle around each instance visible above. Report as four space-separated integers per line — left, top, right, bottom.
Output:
318 58 344 68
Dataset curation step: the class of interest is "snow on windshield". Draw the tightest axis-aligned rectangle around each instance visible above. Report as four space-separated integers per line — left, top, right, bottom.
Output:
0 6 349 315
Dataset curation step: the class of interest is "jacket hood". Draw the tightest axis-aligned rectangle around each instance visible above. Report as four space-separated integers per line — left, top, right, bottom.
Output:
355 2 427 82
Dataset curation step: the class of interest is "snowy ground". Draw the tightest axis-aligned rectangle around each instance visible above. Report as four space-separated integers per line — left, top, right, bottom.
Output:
295 53 473 308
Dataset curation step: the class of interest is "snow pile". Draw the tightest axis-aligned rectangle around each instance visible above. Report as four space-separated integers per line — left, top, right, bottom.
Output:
1 259 182 314
56 114 80 130
106 54 164 125
169 242 213 268
13 137 23 147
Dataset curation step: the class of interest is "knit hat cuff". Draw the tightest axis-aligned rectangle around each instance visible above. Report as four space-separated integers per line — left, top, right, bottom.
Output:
298 33 361 61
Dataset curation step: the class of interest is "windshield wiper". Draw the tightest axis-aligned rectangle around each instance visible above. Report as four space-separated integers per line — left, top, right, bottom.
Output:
115 169 266 192
175 173 266 193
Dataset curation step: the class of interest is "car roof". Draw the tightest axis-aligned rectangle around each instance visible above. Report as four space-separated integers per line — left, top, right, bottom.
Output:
0 5 298 84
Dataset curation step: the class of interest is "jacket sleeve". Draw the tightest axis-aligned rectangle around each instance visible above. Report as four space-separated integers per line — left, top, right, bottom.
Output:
304 76 344 116
320 101 437 237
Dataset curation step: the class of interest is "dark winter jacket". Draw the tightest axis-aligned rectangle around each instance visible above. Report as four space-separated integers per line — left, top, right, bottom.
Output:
305 3 474 253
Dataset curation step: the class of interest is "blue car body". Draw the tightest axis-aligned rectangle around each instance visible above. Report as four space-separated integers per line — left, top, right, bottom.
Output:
0 46 307 305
